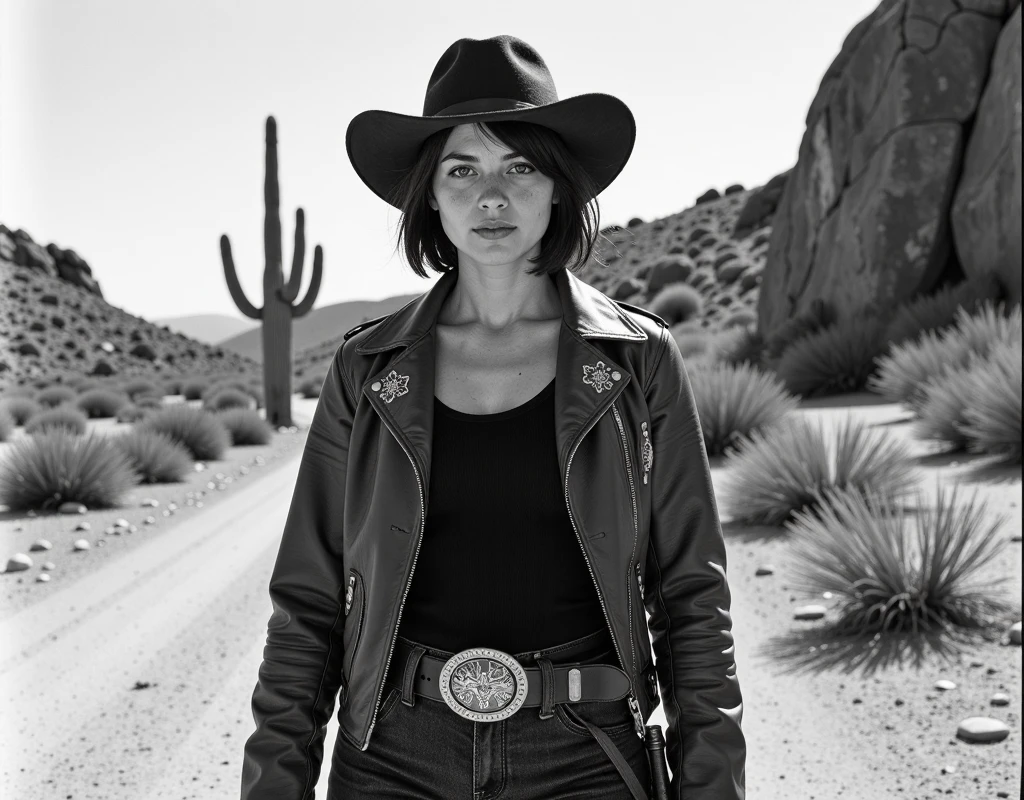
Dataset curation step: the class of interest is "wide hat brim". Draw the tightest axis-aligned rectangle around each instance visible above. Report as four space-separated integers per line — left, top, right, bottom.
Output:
345 93 635 210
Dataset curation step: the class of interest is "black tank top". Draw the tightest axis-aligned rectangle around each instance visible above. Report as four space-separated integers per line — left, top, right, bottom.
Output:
395 376 616 660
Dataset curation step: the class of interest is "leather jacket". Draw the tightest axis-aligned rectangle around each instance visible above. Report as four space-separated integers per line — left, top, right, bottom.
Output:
240 266 746 799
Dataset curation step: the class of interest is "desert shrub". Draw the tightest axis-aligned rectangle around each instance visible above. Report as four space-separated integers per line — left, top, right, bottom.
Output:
203 387 253 411
216 407 273 445
773 314 890 398
75 388 129 419
138 404 230 460
671 328 713 359
181 378 211 400
297 377 322 398
684 360 799 456
109 428 193 483
884 270 1005 348
120 378 162 401
763 298 836 362
36 385 77 408
869 301 1022 409
914 339 1022 463
73 379 104 394
134 394 164 409
721 307 757 331
0 406 13 442
2 386 36 399
717 327 766 370
162 377 185 396
24 405 90 436
649 283 703 326
0 396 42 426
717 414 919 527
0 428 138 511
785 480 1019 637
115 404 152 423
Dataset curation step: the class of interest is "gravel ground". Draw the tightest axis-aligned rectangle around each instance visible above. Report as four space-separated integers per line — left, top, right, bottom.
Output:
721 392 1022 800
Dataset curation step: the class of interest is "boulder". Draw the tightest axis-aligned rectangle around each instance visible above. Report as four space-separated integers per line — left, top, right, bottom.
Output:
951 5 1022 301
758 0 1015 338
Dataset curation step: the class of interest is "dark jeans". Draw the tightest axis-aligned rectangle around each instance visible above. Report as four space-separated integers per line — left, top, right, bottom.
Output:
329 627 650 799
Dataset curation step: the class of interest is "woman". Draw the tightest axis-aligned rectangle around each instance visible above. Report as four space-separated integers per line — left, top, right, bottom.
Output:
241 35 745 800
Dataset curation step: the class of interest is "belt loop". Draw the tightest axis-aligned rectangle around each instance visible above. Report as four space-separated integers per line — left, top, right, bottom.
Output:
534 654 555 720
401 645 427 707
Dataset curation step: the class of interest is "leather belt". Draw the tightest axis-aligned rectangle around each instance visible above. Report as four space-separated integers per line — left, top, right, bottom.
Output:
384 637 631 721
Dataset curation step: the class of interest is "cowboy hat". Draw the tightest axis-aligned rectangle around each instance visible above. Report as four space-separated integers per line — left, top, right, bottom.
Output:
345 35 636 210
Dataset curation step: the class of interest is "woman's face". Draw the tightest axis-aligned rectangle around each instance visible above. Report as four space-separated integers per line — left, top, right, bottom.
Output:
428 123 558 272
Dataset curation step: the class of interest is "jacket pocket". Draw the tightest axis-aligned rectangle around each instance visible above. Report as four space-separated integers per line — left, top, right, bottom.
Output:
342 568 365 684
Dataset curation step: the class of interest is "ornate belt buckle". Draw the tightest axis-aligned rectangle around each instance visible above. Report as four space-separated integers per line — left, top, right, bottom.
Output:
438 647 529 723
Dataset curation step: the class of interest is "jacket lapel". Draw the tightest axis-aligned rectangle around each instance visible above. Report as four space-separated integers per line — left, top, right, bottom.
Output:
354 267 649 513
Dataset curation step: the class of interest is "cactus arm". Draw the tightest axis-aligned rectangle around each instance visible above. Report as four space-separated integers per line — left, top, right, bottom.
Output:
291 244 323 318
279 207 305 303
220 234 263 320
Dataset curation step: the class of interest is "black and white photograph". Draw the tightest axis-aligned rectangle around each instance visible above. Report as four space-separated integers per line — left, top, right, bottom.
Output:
1 1 1021 798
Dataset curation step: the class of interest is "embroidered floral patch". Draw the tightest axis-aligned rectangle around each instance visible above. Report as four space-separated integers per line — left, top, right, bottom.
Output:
378 370 410 403
582 360 614 393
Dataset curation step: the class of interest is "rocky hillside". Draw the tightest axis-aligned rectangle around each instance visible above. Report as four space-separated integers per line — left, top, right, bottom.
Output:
1 235 261 392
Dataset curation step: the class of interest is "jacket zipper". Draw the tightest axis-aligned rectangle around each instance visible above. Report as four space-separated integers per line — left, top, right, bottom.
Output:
609 402 638 680
361 409 426 752
610 401 645 738
567 402 645 739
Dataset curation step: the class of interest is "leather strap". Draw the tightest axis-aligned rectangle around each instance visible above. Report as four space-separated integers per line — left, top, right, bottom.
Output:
580 718 649 800
384 639 632 706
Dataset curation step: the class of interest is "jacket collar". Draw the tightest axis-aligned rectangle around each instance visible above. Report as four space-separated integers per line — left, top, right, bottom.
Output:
354 266 647 355
354 267 648 504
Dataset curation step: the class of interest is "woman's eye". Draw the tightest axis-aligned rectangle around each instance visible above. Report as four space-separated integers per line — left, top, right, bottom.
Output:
448 163 535 177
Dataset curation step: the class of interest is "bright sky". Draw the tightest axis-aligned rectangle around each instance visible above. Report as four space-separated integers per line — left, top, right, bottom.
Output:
1 0 880 322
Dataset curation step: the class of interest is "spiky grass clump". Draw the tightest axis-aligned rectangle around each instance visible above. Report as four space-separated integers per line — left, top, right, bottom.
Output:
120 378 163 401
137 404 230 461
75 388 130 419
914 339 1023 463
203 387 253 411
718 414 919 527
684 360 799 456
297 377 321 399
773 314 891 398
648 283 704 326
109 428 193 483
35 386 77 408
784 479 1019 637
883 270 1004 348
215 407 273 445
869 300 1022 410
181 378 211 401
24 405 90 436
0 428 139 511
0 396 42 426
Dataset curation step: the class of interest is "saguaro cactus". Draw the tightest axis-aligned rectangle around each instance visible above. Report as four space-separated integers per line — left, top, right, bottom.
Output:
220 115 322 428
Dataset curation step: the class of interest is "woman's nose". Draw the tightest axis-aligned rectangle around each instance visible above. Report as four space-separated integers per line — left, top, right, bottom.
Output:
478 179 508 209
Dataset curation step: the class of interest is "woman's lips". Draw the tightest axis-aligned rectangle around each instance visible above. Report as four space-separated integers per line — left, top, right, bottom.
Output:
474 227 516 239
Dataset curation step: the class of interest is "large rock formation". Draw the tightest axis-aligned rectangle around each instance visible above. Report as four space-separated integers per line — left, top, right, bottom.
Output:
951 4 1022 299
758 0 1022 337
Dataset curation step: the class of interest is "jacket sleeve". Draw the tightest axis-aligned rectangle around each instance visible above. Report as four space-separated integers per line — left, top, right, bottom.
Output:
642 327 746 800
240 345 354 799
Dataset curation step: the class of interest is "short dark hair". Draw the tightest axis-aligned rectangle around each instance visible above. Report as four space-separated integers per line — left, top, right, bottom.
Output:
386 120 602 278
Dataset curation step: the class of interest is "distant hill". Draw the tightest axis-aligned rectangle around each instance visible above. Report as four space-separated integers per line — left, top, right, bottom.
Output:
1 260 261 391
220 294 421 363
154 313 260 346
